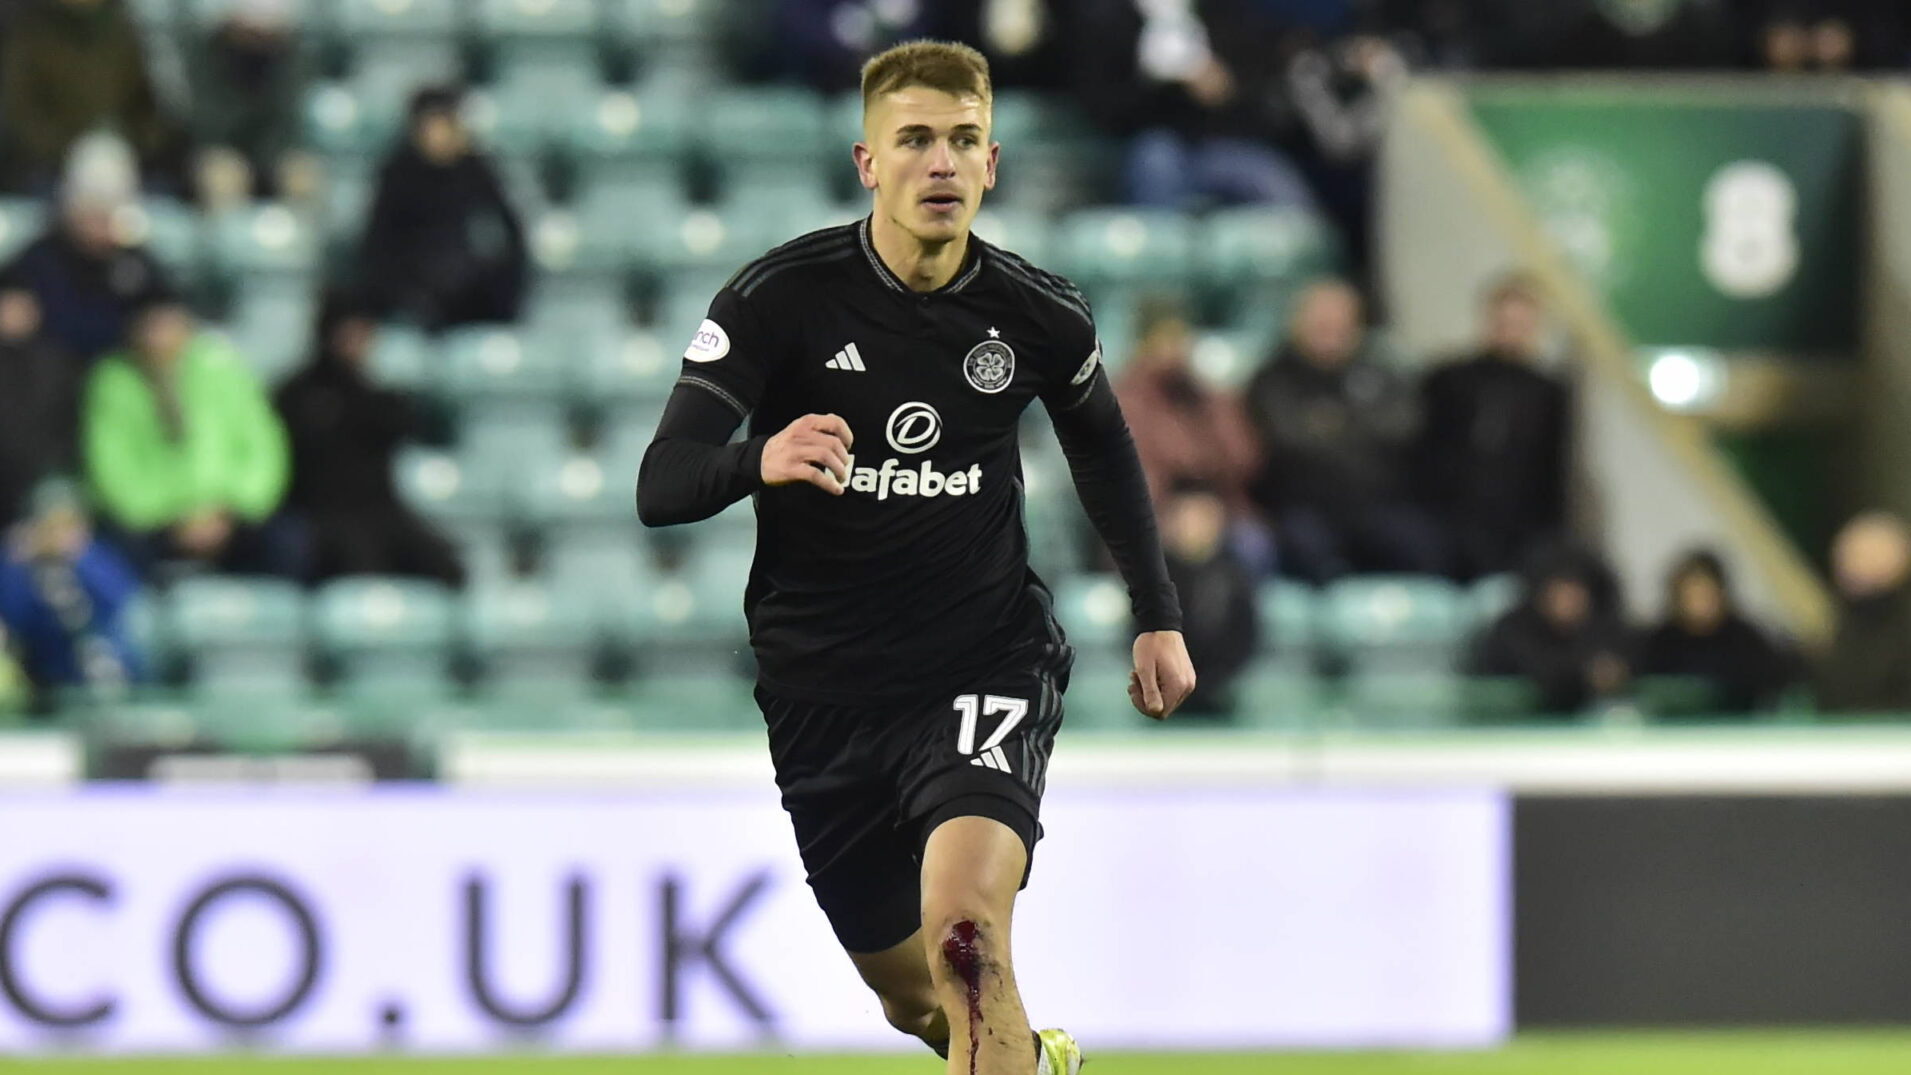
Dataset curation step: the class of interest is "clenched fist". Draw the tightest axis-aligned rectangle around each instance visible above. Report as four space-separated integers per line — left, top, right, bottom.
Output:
762 413 855 495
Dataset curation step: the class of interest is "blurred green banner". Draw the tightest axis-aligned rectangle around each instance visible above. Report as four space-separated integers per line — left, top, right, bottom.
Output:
1471 87 1861 355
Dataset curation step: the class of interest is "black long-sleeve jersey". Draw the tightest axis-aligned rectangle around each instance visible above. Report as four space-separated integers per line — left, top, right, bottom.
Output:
638 217 1180 706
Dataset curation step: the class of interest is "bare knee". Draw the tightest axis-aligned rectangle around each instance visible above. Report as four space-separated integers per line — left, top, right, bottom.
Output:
924 901 1009 987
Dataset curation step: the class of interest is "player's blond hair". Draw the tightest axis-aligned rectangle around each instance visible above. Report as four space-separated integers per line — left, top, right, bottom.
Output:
860 40 993 116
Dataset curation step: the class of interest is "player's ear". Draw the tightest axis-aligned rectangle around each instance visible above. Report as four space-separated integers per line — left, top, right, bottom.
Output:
853 142 878 191
984 140 999 191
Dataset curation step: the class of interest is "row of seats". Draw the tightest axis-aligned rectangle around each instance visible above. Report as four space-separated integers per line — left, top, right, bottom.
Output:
131 0 721 47
0 195 1328 301
130 570 1520 696
58 665 1770 753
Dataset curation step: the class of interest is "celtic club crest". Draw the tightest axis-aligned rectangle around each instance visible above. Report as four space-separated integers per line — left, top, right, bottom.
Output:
963 339 1014 394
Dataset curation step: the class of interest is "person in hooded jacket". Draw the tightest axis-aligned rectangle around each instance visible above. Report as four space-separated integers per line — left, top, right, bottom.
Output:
355 86 528 332
1466 543 1630 716
273 291 463 587
1636 548 1795 713
1817 511 1911 713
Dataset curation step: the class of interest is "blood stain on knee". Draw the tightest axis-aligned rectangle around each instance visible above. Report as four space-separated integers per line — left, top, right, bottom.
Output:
942 921 985 1075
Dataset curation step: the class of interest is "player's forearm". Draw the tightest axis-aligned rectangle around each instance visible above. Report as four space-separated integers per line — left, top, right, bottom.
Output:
1050 386 1183 632
635 382 765 527
635 436 766 526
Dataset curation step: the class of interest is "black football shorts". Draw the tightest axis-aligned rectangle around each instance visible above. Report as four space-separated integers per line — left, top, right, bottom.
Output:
755 647 1072 954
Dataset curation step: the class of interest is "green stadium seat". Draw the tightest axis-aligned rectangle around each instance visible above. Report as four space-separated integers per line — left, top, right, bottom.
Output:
169 577 310 698
478 0 598 40
1257 581 1319 675
126 0 177 30
1339 671 1469 730
350 41 464 109
565 90 693 168
530 208 630 277
629 206 775 275
186 0 333 31
0 199 44 262
700 87 831 167
1321 575 1470 674
1049 574 1132 719
720 169 837 236
117 201 204 283
1234 667 1321 730
518 450 632 528
576 328 677 408
621 672 759 731
461 693 634 731
457 401 573 467
305 82 404 157
1467 573 1519 630
465 578 601 689
610 0 719 51
395 447 515 525
123 590 172 672
1634 675 1726 721
314 577 458 688
209 203 321 279
1057 209 1196 287
442 325 575 408
223 283 314 380
1198 205 1336 291
971 208 1054 270
366 323 432 391
337 0 460 38
545 529 656 598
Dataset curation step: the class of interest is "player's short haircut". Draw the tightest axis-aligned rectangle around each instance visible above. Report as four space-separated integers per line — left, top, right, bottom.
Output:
860 40 993 116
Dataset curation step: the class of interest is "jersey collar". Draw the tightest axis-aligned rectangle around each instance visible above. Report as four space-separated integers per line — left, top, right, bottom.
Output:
858 215 985 297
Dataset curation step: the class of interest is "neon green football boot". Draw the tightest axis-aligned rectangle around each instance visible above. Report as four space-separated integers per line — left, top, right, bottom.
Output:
1036 1027 1084 1074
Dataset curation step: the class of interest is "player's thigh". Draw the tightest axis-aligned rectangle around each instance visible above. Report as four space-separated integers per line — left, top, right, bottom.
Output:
921 815 1029 925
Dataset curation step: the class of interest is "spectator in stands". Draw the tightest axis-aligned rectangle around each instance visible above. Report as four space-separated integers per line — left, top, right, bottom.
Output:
1244 278 1443 582
0 478 143 701
1467 543 1629 716
1076 0 1315 211
0 0 184 194
1113 296 1264 561
82 296 301 579
0 280 79 528
1817 511 1911 713
4 132 173 361
1155 479 1259 717
768 0 939 90
1637 548 1795 713
1286 30 1409 272
276 291 464 587
1419 273 1572 581
186 0 319 210
357 87 529 332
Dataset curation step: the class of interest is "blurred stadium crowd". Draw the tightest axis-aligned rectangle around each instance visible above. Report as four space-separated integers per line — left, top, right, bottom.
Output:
0 0 1906 733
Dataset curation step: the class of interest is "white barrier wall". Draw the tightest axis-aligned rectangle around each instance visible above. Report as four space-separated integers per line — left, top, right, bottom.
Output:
0 786 1509 1053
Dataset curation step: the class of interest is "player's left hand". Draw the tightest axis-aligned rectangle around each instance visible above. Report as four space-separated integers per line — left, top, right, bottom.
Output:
1128 631 1195 720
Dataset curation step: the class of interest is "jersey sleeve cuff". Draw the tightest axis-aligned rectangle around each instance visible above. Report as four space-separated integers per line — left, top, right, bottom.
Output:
733 434 769 491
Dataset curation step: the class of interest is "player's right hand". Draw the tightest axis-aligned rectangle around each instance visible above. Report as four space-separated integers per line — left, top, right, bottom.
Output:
761 413 855 495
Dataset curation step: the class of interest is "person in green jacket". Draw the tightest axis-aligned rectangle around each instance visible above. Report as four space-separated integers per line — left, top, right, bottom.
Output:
83 296 304 578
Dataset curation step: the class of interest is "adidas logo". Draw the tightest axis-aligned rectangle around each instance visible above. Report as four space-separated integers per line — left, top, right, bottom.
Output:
970 747 1012 774
826 342 867 371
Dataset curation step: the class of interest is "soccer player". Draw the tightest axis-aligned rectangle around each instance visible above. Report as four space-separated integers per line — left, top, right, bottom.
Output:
637 40 1195 1075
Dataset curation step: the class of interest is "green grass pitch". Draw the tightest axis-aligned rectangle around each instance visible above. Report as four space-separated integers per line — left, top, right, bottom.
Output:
7 1033 1911 1075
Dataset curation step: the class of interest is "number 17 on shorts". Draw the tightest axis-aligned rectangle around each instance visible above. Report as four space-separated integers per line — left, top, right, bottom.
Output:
953 693 1029 774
